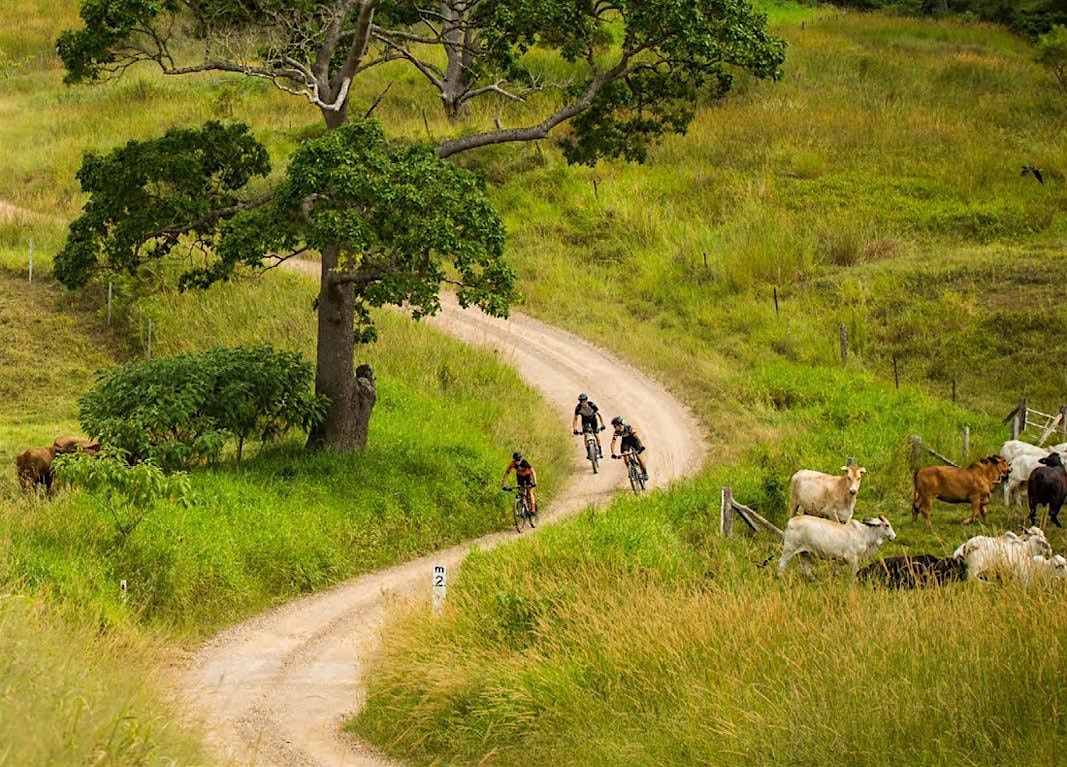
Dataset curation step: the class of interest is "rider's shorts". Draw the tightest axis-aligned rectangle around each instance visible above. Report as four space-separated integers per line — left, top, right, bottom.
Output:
621 435 645 454
517 474 535 487
581 416 599 433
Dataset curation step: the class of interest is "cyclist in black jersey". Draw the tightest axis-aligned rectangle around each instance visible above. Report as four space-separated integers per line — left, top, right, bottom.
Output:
571 393 605 458
610 416 648 480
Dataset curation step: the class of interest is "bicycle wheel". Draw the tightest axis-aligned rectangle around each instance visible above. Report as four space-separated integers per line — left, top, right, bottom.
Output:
628 461 640 493
587 438 599 474
514 495 526 532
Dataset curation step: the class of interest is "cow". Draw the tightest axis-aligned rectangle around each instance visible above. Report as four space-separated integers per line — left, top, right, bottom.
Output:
1028 452 1066 528
912 454 1011 526
1003 453 1048 507
953 528 1053 582
15 446 57 494
778 515 896 578
859 554 967 589
787 465 868 524
1000 440 1045 464
51 435 101 455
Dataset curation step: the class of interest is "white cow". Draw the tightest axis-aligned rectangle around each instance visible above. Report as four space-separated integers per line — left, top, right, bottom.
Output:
1004 453 1047 506
779 515 896 578
788 465 867 524
953 527 1053 582
1000 440 1044 464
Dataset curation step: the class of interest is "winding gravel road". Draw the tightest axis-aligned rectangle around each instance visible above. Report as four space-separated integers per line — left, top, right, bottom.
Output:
180 271 707 766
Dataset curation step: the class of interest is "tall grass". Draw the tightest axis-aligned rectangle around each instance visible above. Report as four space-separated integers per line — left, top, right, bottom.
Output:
0 595 205 765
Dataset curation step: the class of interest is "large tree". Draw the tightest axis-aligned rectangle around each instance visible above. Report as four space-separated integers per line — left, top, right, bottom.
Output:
56 0 785 451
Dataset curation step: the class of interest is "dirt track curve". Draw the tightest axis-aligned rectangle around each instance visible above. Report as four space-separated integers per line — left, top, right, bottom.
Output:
180 263 707 767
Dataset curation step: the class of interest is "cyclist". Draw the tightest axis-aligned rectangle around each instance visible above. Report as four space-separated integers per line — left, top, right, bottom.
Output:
502 451 538 514
610 416 648 480
571 393 606 458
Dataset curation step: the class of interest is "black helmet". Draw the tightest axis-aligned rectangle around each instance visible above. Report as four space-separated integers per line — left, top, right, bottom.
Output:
512 451 523 461
578 393 588 401
611 416 624 426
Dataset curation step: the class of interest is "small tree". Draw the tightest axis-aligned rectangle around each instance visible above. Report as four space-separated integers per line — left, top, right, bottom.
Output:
1036 24 1067 92
80 346 327 467
54 449 192 542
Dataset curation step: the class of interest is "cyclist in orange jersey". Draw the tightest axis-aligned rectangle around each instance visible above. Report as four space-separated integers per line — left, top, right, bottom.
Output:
502 451 538 513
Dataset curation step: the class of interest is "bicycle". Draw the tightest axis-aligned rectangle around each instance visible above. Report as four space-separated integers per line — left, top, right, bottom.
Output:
615 450 647 493
502 485 538 532
574 426 604 474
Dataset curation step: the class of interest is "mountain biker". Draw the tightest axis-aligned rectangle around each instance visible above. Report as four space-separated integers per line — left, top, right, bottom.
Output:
610 416 648 480
571 393 605 458
502 451 538 514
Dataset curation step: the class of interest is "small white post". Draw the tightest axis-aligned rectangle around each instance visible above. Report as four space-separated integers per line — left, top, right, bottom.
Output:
119 579 128 603
27 239 34 283
107 281 113 326
432 564 446 615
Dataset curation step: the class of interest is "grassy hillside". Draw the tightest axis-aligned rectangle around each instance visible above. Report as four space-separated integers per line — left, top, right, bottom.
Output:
3 1 1067 766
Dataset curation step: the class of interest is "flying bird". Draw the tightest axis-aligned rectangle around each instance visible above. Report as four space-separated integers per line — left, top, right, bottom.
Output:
1021 165 1044 184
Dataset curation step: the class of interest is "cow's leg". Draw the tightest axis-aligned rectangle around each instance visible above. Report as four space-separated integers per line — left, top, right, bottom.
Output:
1051 500 1063 528
798 553 815 579
1029 500 1039 527
778 548 796 577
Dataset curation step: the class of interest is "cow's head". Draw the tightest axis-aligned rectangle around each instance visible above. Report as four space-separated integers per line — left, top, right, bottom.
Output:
982 454 1011 483
1040 451 1064 468
862 515 896 541
840 464 867 495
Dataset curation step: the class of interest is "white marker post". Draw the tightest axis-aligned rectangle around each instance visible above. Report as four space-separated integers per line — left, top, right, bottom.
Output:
119 579 128 603
432 564 446 615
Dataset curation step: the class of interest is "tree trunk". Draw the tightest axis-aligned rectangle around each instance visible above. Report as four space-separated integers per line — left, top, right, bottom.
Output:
305 243 376 451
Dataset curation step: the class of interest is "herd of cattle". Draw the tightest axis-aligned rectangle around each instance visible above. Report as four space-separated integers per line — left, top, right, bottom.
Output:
14 434 1067 588
779 439 1067 587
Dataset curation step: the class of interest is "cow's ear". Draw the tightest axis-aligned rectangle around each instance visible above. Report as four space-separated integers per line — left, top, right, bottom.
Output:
860 467 868 475
840 465 849 472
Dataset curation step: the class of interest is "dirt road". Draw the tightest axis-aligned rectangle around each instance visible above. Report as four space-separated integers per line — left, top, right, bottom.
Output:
181 273 707 766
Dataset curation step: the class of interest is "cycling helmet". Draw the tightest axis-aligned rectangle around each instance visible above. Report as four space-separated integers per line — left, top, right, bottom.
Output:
512 451 523 461
578 393 588 401
611 416 624 426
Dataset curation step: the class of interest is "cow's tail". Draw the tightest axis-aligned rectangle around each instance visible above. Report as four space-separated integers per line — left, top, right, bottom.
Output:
911 469 921 519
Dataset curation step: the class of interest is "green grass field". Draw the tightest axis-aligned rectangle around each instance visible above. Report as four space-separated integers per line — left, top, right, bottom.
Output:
2 0 1067 765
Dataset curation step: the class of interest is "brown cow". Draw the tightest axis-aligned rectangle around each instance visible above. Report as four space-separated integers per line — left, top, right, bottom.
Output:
912 454 1011 526
52 435 101 455
16 446 58 494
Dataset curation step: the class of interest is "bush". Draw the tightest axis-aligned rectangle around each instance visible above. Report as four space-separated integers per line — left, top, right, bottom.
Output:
80 346 326 468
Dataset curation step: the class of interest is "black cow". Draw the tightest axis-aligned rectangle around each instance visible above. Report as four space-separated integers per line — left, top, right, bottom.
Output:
859 554 967 589
1028 452 1067 528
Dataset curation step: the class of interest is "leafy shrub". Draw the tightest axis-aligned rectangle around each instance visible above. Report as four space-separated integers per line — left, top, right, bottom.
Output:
80 346 326 468
53 448 192 541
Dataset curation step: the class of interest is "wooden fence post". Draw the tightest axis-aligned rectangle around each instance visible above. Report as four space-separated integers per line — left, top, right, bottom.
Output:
773 287 779 318
910 435 923 471
1011 398 1026 439
962 426 970 463
893 355 899 390
838 323 848 362
721 487 734 538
